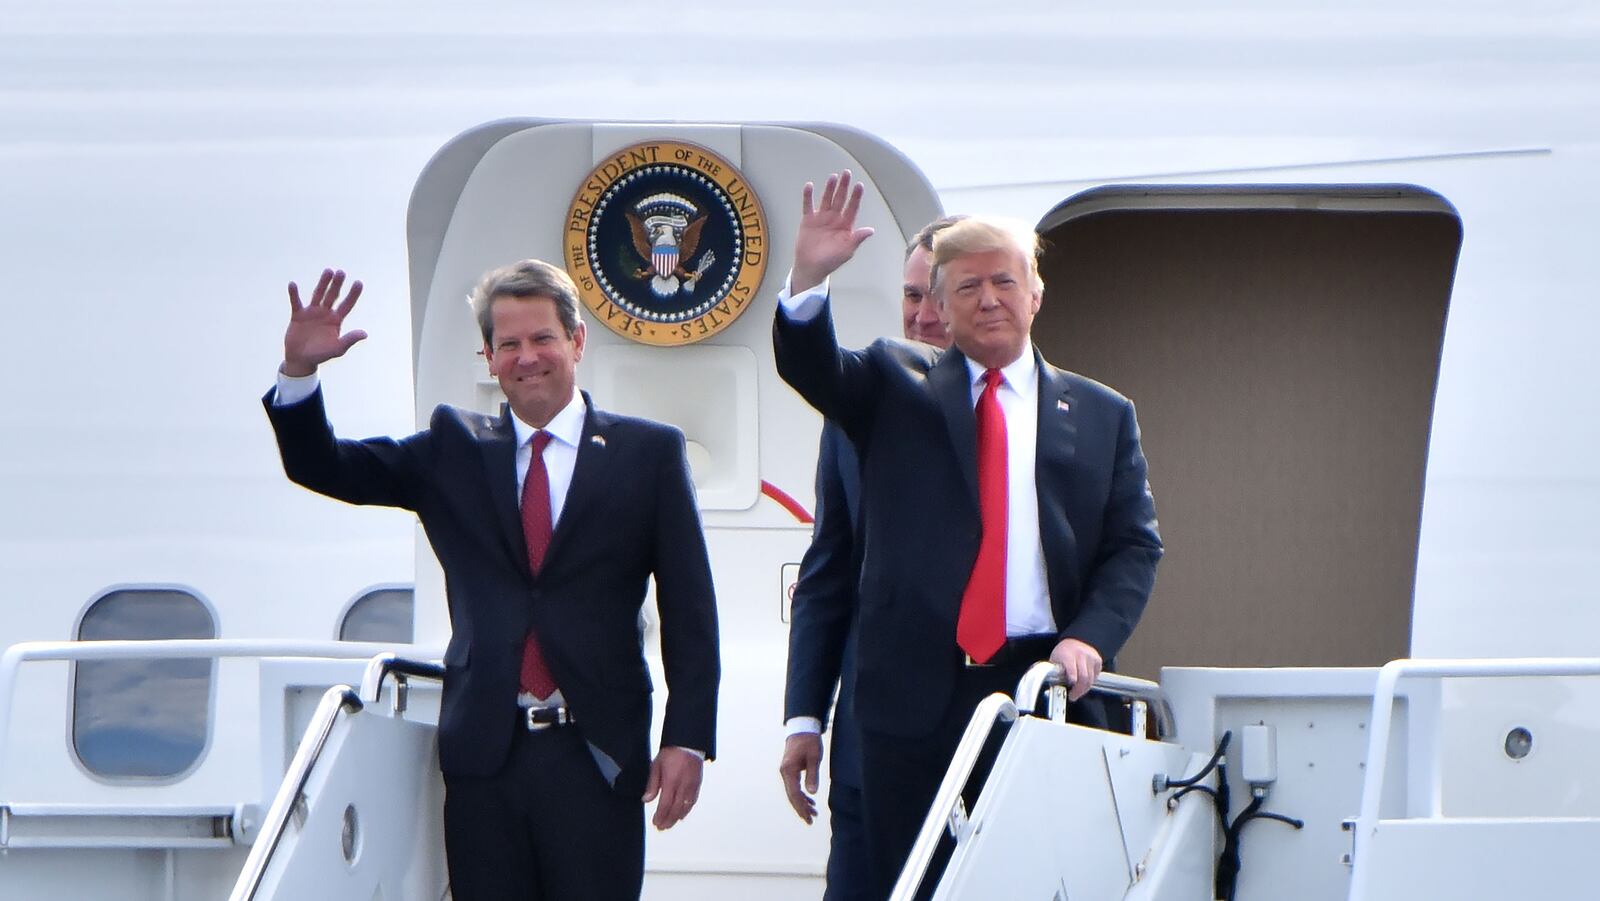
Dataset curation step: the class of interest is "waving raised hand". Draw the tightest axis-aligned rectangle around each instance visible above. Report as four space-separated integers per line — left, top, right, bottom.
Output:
790 170 876 295
283 268 368 377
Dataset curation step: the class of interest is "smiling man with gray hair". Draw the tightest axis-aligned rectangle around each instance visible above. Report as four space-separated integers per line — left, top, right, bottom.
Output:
265 261 720 900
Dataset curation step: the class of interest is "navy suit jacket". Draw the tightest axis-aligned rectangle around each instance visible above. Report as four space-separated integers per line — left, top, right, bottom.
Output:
774 298 1162 739
264 387 719 795
783 421 864 789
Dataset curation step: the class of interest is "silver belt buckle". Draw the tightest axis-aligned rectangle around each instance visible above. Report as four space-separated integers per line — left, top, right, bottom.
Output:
963 653 994 668
524 706 562 731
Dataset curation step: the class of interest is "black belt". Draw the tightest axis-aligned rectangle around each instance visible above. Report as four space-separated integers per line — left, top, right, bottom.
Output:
520 705 576 731
963 634 1059 669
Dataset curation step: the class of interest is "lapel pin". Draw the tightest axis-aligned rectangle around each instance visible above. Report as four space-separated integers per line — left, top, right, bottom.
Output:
1057 399 1071 413
590 435 607 447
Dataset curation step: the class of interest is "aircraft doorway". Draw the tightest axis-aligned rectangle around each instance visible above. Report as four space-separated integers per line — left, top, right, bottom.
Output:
1031 186 1460 677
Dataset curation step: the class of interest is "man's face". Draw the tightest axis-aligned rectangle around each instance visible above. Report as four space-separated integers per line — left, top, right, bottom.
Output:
484 295 585 428
901 246 950 348
937 247 1041 369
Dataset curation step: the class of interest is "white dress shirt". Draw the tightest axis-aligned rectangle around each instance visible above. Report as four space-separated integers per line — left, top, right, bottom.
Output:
963 354 1055 637
510 389 585 530
274 370 706 758
274 371 587 710
777 281 1056 738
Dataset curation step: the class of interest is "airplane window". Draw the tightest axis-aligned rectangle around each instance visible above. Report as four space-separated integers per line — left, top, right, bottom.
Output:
72 588 216 780
338 586 415 644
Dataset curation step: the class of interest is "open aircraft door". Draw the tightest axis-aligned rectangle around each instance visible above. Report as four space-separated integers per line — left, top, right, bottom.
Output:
402 120 942 895
901 186 1468 901
1029 186 1461 677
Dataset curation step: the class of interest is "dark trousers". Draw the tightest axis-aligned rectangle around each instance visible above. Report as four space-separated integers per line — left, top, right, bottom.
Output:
443 723 644 901
859 656 1110 901
823 781 871 901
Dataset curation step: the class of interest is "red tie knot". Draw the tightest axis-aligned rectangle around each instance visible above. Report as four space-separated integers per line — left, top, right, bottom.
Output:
531 431 553 454
984 368 1004 392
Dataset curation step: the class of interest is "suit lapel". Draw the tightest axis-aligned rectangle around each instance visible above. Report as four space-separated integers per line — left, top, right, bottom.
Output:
545 393 610 567
1035 350 1078 468
1034 351 1080 599
480 405 533 582
930 348 980 508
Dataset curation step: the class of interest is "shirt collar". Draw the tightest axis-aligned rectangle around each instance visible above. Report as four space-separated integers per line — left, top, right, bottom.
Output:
510 389 586 449
963 347 1037 397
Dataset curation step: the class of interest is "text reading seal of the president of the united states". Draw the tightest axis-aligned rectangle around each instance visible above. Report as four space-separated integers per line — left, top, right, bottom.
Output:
565 140 768 347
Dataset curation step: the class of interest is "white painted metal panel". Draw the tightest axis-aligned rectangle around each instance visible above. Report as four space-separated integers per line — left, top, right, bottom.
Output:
1353 819 1600 901
248 709 446 901
933 719 1207 900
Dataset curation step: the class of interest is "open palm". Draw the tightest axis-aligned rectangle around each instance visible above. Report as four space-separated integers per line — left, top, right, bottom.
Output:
283 268 368 376
790 169 876 294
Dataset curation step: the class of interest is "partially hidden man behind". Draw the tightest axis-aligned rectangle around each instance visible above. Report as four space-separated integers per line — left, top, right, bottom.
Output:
778 216 959 901
263 261 720 900
772 172 1162 898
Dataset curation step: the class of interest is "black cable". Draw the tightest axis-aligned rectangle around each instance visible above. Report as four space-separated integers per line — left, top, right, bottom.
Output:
1169 783 1229 839
1217 790 1305 900
1215 795 1261 901
1169 783 1217 807
1242 810 1305 829
1162 730 1242 899
1166 730 1231 789
1161 733 1232 839
1168 774 1230 852
1214 760 1233 835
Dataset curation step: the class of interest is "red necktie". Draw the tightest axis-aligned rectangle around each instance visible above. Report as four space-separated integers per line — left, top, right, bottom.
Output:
957 369 1008 664
519 431 558 699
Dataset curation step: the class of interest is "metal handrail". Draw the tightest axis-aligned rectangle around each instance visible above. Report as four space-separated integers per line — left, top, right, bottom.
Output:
358 652 446 706
1347 656 1600 901
1014 661 1177 740
229 684 364 901
0 639 419 781
889 693 1019 901
228 654 446 899
889 665 1178 899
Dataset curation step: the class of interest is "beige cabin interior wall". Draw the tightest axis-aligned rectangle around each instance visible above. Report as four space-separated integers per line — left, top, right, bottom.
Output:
1033 210 1457 678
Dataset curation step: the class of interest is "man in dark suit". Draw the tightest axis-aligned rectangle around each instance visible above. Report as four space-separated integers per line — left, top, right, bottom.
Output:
264 261 719 900
778 216 958 901
772 172 1162 898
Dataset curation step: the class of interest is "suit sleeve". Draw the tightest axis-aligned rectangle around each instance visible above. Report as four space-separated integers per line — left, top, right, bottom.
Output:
650 428 721 759
1062 399 1163 661
782 423 858 726
261 385 429 511
772 294 882 442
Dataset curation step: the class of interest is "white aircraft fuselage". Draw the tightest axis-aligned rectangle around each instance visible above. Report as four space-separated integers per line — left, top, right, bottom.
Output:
2 2 1598 898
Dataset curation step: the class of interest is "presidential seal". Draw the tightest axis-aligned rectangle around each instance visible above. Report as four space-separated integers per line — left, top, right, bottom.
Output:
565 141 768 346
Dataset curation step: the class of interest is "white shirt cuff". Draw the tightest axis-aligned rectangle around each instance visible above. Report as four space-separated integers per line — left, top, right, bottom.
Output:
668 746 707 761
784 716 823 737
273 368 320 406
777 272 829 322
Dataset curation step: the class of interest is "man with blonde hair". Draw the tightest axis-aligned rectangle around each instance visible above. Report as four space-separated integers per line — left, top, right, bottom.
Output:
265 260 720 900
773 172 1162 897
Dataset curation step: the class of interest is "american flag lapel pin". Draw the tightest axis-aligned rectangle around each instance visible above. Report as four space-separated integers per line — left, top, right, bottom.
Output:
1057 399 1071 413
590 434 607 448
